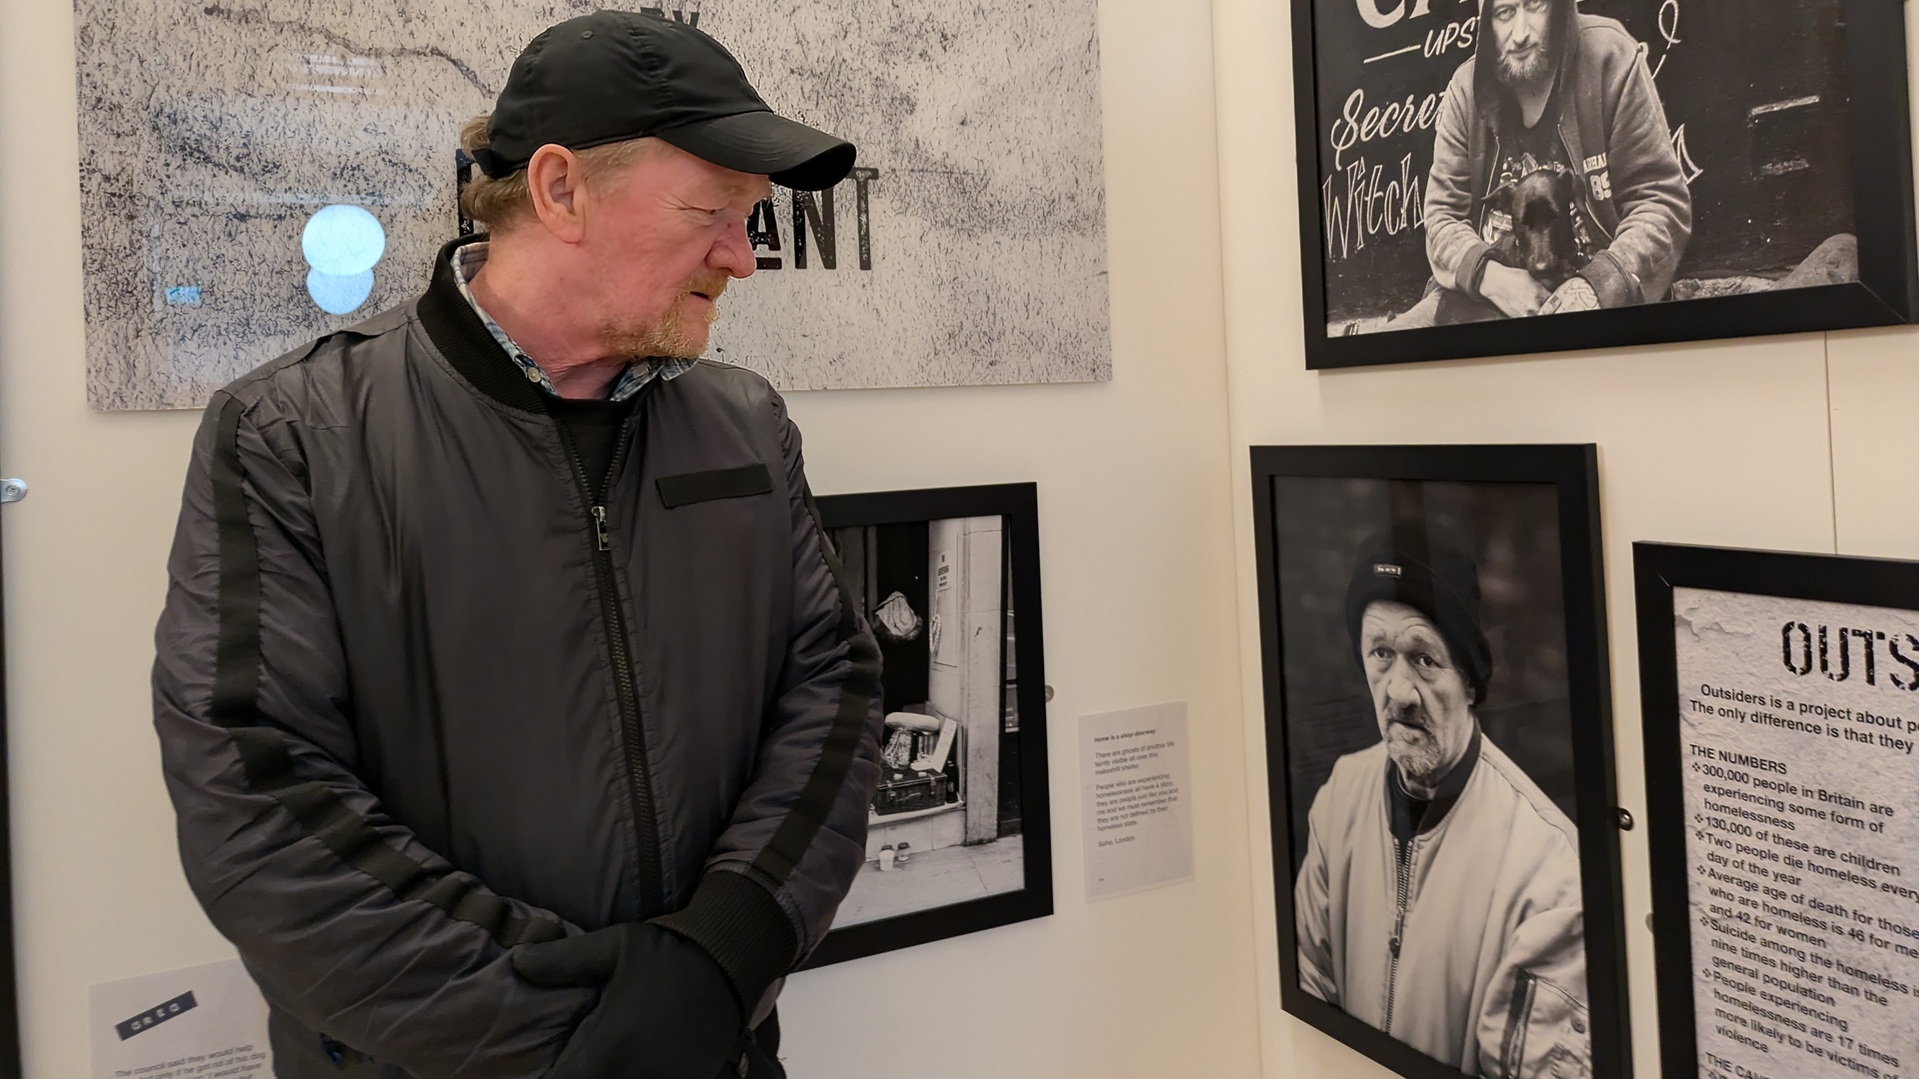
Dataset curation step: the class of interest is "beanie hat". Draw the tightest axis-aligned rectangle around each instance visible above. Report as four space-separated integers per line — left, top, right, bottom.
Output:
1343 529 1493 704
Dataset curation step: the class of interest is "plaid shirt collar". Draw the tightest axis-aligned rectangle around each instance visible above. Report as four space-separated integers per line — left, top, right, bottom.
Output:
450 242 695 402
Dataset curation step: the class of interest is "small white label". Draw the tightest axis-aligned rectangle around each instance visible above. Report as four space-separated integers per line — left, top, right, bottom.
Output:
1081 702 1196 901
89 958 271 1079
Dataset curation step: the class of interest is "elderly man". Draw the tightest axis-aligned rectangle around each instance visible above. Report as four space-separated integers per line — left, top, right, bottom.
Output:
1423 0 1691 323
1294 536 1588 1077
153 12 882 1079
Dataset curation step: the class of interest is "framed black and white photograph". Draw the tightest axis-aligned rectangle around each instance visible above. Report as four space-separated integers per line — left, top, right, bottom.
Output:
1289 0 1918 369
1251 445 1631 1079
1635 544 1918 1079
800 483 1053 968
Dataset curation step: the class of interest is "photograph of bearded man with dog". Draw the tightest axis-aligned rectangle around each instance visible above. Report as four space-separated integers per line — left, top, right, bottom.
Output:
1292 0 1916 367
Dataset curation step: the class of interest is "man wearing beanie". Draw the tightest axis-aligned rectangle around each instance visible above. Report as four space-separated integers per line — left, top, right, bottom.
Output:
1293 530 1589 1077
153 11 881 1078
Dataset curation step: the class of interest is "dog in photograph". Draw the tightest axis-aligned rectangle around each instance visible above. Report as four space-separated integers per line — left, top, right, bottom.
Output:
1434 164 1580 325
1491 166 1579 290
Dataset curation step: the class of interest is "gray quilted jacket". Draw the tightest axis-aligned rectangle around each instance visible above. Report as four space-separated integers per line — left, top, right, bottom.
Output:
152 238 885 1077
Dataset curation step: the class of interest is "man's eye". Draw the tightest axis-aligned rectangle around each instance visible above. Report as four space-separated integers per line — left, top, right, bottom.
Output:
1368 646 1395 661
1414 654 1442 669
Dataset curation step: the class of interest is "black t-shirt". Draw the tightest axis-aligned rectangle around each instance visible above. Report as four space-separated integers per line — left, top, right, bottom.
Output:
546 393 638 502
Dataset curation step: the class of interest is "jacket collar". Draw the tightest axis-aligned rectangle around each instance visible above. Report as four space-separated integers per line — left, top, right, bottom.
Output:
417 235 549 413
1387 725 1483 842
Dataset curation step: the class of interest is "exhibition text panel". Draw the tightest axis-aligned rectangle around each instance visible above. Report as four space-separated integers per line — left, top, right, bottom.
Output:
1676 588 1918 1079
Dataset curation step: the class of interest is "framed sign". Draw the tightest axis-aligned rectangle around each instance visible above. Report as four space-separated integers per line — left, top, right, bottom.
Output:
1635 544 1918 1079
1252 444 1631 1079
799 483 1053 967
1289 0 1917 369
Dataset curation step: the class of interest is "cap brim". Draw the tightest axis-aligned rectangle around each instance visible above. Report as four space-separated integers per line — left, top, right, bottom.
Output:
657 110 856 191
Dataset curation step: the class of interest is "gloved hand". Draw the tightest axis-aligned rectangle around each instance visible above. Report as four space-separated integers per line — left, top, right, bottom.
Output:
513 921 744 1079
735 1035 785 1079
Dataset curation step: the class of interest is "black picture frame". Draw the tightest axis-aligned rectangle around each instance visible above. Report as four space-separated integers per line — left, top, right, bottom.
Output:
1289 0 1917 370
0 497 18 1075
798 483 1053 968
1251 444 1630 1079
1633 543 1918 1079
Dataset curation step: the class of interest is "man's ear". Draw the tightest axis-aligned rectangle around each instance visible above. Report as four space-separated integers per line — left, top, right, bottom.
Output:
525 144 590 244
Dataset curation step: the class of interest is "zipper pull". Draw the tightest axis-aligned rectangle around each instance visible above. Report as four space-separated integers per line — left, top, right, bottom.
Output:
592 505 611 552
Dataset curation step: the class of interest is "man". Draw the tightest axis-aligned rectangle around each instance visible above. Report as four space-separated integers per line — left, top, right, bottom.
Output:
1294 535 1588 1078
152 12 883 1078
1423 0 1692 322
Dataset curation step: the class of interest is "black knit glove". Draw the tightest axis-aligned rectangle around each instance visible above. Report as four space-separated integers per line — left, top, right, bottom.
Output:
513 922 743 1079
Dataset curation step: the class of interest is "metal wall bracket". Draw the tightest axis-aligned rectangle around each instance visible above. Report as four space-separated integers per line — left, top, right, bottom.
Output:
0 479 26 504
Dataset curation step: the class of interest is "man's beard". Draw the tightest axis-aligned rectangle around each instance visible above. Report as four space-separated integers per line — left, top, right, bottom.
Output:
597 276 728 361
1383 712 1452 788
1497 36 1555 89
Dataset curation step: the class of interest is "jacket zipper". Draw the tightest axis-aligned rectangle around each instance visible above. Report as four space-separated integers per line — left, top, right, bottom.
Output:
1502 969 1539 1076
553 412 664 918
1382 835 1413 1033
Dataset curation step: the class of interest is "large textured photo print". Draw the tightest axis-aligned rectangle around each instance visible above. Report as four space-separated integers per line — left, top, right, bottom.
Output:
74 0 1108 408
1252 445 1630 1079
1289 0 1917 368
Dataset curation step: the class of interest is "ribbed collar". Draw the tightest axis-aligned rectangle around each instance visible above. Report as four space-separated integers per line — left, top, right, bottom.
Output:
449 241 695 402
1387 726 1483 843
418 236 549 413
416 235 697 413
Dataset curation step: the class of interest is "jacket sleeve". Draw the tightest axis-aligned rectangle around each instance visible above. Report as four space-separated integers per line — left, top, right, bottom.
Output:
1293 804 1341 1006
1474 906 1590 1078
153 391 594 1078
653 394 885 1015
1576 46 1692 307
1424 62 1499 299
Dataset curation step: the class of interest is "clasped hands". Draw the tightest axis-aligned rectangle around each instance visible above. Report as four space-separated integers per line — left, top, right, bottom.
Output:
1480 262 1599 319
515 922 773 1079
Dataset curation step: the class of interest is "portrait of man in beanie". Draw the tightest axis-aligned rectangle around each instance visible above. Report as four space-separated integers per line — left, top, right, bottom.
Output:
1259 460 1617 1079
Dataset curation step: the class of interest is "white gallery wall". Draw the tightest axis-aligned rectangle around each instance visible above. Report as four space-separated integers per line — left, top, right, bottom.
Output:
0 0 1261 1076
1210 2 1920 1079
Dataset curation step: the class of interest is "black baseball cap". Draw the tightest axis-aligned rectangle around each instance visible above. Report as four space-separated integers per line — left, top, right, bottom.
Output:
476 10 856 191
1343 529 1494 704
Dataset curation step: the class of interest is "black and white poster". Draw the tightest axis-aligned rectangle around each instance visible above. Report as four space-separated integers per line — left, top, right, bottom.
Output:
1289 0 1917 367
1254 445 1629 1079
825 513 1025 927
1638 545 1920 1079
802 484 1052 968
74 0 1108 409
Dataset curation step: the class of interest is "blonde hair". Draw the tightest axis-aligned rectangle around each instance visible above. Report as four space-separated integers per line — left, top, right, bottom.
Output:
458 116 665 230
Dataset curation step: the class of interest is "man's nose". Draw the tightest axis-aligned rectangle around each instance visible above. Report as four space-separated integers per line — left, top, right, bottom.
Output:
709 217 757 280
1381 661 1420 709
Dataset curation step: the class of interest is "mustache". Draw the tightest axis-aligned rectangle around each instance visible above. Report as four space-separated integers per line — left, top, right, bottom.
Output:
1384 701 1433 731
686 275 730 300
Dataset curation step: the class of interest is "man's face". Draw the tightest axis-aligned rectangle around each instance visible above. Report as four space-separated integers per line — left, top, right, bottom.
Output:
1489 0 1555 88
1360 601 1477 793
575 143 771 360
